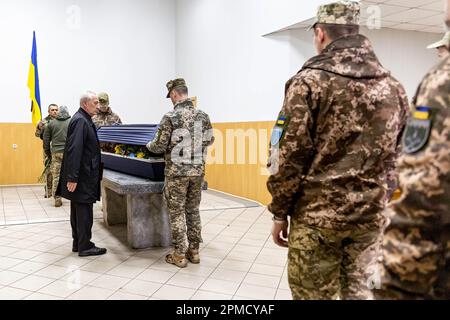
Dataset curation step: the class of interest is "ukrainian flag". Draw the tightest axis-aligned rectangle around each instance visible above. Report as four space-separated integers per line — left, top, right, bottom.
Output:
413 106 431 120
27 31 42 126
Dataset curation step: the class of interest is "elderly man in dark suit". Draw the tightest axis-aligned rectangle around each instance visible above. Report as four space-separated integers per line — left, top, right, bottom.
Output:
57 91 107 257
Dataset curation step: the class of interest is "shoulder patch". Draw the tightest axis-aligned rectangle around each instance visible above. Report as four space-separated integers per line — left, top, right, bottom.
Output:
276 116 287 126
402 108 432 154
270 115 289 147
271 127 284 146
413 106 431 120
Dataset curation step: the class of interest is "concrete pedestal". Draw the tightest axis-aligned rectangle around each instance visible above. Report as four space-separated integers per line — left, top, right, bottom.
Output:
101 169 172 249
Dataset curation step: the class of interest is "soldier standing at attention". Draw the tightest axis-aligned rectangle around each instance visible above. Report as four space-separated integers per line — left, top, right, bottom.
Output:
147 79 214 268
92 92 122 129
43 106 71 207
376 0 450 300
266 1 409 300
35 104 59 198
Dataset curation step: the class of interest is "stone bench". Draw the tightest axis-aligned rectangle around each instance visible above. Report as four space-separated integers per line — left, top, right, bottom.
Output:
101 169 172 249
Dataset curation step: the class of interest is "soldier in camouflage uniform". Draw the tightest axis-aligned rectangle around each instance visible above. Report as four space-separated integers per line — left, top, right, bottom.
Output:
92 92 122 129
43 106 71 207
92 92 123 153
35 104 58 198
375 1 450 300
427 32 449 60
147 78 214 268
267 1 409 300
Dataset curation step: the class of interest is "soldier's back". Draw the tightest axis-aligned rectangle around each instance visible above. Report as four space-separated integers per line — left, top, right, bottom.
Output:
290 34 409 231
163 99 212 177
380 55 450 300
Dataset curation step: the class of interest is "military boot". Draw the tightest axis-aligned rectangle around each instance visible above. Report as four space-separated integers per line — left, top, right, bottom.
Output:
186 248 200 264
165 251 188 268
55 198 62 207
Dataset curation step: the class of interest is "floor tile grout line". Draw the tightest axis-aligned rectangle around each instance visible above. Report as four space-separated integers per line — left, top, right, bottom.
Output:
17 187 29 225
0 216 104 228
2 188 25 223
1 188 5 223
5 266 74 300
188 206 254 299
226 207 281 300
3 236 101 285
1 187 285 300
188 206 273 299
65 269 136 300
153 204 262 299
275 255 290 295
12 257 122 300
76 247 178 300
3 230 77 251
129 206 251 300
266 225 288 297
2 208 236 228
95 259 167 301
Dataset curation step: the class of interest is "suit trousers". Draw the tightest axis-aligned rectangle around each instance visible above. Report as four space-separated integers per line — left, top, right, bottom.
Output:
70 201 95 251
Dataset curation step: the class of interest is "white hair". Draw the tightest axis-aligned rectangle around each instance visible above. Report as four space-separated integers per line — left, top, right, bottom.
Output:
79 91 97 107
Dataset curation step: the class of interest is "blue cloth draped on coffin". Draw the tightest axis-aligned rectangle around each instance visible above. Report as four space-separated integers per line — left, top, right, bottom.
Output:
97 124 165 181
97 124 159 146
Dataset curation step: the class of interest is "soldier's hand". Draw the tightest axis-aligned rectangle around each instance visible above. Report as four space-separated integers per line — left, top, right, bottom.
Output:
272 220 289 248
67 182 77 193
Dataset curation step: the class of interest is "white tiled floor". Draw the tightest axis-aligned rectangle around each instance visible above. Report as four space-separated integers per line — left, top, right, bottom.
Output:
0 186 291 300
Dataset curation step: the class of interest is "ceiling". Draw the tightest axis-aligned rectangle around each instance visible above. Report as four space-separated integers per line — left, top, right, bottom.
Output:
265 0 446 35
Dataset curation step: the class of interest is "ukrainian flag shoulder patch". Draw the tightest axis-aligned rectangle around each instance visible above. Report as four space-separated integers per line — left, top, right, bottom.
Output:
276 116 286 126
402 106 432 154
413 106 431 120
271 115 289 147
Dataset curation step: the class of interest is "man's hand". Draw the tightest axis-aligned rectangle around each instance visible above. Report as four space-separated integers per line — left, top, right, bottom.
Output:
67 182 77 193
272 219 289 248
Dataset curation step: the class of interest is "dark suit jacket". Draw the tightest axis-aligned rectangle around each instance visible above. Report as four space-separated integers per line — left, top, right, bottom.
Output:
57 108 102 203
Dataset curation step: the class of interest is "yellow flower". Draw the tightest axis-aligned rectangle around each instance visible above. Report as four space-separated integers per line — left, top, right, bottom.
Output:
115 145 123 154
136 152 145 159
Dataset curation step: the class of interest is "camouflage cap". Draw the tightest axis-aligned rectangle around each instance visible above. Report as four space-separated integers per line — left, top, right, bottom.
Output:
166 78 187 98
308 0 360 31
427 31 450 49
98 92 109 104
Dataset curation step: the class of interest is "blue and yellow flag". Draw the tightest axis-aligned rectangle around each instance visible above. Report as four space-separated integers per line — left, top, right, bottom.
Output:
413 106 431 120
27 31 42 126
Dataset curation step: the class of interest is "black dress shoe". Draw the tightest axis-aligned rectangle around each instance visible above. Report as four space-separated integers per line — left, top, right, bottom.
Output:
72 247 78 253
78 246 107 257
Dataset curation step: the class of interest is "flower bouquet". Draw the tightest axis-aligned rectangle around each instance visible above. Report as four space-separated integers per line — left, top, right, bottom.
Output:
97 124 165 180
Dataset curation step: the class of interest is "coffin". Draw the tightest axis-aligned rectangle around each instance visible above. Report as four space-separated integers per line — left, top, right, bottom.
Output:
97 124 165 181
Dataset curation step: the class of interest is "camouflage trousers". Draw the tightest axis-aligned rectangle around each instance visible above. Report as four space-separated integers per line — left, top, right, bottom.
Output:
44 154 53 198
374 286 426 300
374 282 450 300
163 176 203 255
373 237 449 300
288 222 382 300
50 153 63 200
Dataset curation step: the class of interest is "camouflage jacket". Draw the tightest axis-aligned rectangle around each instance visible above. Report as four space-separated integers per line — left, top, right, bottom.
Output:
381 55 450 299
267 34 409 231
147 99 214 177
35 115 53 140
92 107 122 129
